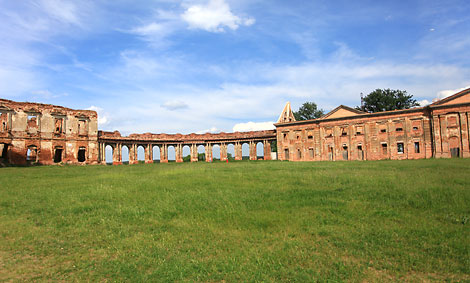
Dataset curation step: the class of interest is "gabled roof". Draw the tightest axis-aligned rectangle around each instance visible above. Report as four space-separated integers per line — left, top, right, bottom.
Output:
430 87 470 106
277 102 296 123
318 105 365 120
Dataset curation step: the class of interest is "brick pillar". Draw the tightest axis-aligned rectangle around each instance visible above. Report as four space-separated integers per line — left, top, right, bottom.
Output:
175 144 183 163
264 140 271 160
160 144 168 163
220 143 227 161
113 143 122 165
127 144 136 164
205 143 212 162
234 142 242 160
145 144 152 164
190 144 197 162
249 142 256 160
459 112 469 158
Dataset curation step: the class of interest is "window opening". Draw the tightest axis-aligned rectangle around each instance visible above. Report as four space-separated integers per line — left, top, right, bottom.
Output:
54 147 63 163
284 148 289 159
397 143 404 154
381 143 388 155
309 148 314 158
78 147 86 162
414 142 420 153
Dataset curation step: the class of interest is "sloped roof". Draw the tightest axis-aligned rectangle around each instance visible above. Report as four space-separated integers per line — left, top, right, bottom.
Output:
430 87 470 106
318 105 365 120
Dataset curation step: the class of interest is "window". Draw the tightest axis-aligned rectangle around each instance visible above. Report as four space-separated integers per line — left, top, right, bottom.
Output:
78 120 87 135
356 126 363 135
396 127 403 132
413 126 419 131
27 114 39 130
297 149 302 159
54 118 63 134
414 142 420 153
27 146 38 162
326 129 332 137
397 143 404 154
308 135 313 140
0 113 7 132
54 147 63 163
309 148 314 158
395 122 403 132
284 148 289 159
297 135 300 140
283 133 287 140
380 128 387 133
381 143 388 155
341 127 348 136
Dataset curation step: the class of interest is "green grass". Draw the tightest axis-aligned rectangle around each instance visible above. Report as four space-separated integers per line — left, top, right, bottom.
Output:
0 159 469 282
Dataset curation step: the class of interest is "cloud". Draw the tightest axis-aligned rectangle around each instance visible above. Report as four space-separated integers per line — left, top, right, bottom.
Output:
418 99 431 106
87 106 110 126
181 0 255 32
436 85 470 100
161 100 189 110
233 122 275 132
196 127 220 134
38 0 81 26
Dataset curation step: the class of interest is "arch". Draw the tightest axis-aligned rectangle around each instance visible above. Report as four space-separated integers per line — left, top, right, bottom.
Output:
137 145 145 162
121 145 130 164
242 143 249 160
256 142 264 159
182 145 191 162
152 145 160 163
27 145 38 163
105 145 113 164
212 144 220 161
227 143 235 160
197 145 205 161
167 145 176 161
78 147 86 162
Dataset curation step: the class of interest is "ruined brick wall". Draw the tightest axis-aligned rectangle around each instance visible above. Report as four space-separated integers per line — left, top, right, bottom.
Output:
0 99 98 165
275 103 470 162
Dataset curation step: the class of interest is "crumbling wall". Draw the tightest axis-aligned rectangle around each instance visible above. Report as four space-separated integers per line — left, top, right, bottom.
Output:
0 99 99 165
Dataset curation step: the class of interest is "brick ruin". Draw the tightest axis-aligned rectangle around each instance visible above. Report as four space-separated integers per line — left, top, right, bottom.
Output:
275 88 470 161
1 87 469 165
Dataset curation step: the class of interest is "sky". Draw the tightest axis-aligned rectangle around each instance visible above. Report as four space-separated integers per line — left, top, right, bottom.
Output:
1 0 470 136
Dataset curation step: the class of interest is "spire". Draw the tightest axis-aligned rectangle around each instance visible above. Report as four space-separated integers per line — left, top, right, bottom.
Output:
277 102 296 123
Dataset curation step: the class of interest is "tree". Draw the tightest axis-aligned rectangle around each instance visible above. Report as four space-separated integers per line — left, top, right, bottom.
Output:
293 102 325 120
360 89 419 113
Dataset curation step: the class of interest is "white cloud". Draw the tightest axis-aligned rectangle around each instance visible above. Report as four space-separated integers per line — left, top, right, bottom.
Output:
161 100 189 110
233 122 275 132
196 127 220 134
436 85 470 100
418 99 430 106
38 0 81 26
87 106 110 126
181 0 255 32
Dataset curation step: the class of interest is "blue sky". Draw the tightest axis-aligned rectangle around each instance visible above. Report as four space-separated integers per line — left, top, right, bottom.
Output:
1 0 470 135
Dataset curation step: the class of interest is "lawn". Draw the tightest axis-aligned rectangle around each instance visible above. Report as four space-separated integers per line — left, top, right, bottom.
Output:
0 159 469 281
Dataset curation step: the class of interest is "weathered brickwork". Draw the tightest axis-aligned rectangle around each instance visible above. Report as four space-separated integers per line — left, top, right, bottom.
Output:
1 87 469 165
0 99 99 165
275 88 470 161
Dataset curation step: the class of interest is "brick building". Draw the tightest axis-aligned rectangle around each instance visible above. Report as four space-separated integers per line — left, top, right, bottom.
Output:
275 88 470 161
0 99 99 165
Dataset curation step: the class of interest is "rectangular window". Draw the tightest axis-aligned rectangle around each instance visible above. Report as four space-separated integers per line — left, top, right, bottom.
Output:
0 113 8 132
356 126 363 135
396 127 403 132
413 126 419 131
414 142 420 153
341 127 348 136
308 135 313 140
309 148 314 158
380 128 387 133
54 118 63 134
283 133 287 140
297 149 302 159
284 148 289 159
381 143 388 155
397 142 404 154
78 120 87 135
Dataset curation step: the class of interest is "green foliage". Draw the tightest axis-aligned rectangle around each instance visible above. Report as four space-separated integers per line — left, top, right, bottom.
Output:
183 154 191 162
197 152 205 161
360 89 419 113
0 159 469 281
293 102 325 120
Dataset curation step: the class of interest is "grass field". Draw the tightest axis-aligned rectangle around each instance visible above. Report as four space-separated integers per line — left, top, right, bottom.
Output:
0 159 469 281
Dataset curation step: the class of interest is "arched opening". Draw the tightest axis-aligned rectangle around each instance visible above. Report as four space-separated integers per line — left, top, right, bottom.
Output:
197 145 205 161
121 145 129 164
137 145 145 163
53 146 63 163
256 142 264 160
78 147 86 162
212 144 220 161
242 143 249 160
182 145 191 162
167 145 176 162
153 145 160 163
227 144 235 160
105 145 113 164
27 146 38 163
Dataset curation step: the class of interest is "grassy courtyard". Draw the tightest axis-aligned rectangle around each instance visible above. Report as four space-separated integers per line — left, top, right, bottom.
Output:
0 159 469 281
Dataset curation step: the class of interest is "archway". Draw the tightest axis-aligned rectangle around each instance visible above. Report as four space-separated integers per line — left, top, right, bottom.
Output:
121 145 129 164
105 145 113 164
152 145 160 163
137 145 145 162
182 145 191 162
197 145 205 161
167 145 176 162
227 144 235 160
242 143 249 160
256 142 264 160
212 144 220 161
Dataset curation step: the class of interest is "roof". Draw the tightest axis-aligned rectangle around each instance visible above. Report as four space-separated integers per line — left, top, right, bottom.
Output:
318 105 365 120
430 87 470 106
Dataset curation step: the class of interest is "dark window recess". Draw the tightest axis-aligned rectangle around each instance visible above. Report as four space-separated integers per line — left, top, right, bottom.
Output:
341 128 348 136
283 133 287 140
297 135 300 140
78 147 86 162
308 135 313 140
284 148 289 159
414 142 420 153
357 145 364 160
342 146 348 160
54 148 63 163
381 144 388 155
297 149 302 159
397 143 404 154
380 128 386 133
413 126 419 131
396 127 403 132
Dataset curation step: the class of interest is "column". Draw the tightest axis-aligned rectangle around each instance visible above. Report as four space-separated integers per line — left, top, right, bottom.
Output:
176 144 183 163
160 144 168 163
220 143 227 161
234 142 242 160
190 144 198 162
264 140 272 160
205 143 212 162
249 141 256 160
